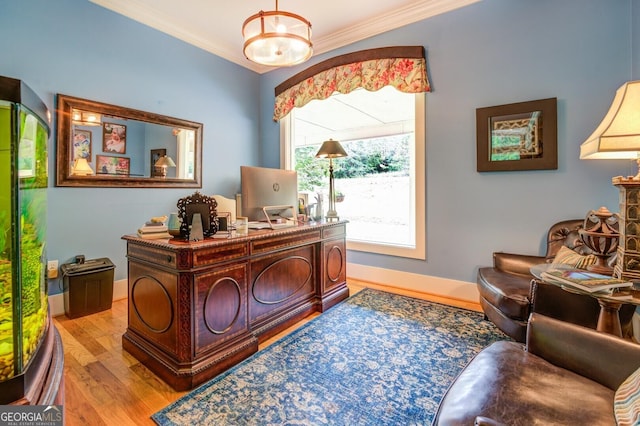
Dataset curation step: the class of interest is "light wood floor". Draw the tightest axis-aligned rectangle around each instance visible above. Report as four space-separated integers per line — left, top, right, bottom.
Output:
52 280 478 425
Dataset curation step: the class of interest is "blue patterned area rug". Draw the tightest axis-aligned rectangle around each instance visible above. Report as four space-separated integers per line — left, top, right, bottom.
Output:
152 288 508 425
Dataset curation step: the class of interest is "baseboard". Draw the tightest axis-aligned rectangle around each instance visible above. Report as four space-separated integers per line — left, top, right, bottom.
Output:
49 278 128 317
48 266 481 317
346 263 481 311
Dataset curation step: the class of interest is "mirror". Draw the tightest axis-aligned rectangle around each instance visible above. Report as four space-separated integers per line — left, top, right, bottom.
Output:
56 94 202 188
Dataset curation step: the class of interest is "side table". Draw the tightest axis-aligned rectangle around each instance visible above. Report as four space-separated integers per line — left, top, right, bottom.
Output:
531 264 639 337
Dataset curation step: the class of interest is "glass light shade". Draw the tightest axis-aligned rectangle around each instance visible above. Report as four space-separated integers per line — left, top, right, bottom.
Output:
243 8 312 67
71 108 101 126
71 158 94 175
580 80 640 160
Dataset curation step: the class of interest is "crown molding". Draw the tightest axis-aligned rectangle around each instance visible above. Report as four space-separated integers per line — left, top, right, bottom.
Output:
90 0 480 74
313 0 480 57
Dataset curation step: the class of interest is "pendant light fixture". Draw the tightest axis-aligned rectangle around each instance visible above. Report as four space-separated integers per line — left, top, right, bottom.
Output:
242 0 312 67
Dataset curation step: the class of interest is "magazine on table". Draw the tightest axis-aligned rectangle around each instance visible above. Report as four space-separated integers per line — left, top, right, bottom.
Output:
540 269 633 293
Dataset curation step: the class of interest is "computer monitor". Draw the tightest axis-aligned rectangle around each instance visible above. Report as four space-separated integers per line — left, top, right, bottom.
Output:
240 166 298 222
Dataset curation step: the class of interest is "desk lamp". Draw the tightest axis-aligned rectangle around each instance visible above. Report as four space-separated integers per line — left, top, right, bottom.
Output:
315 139 347 221
71 158 94 176
580 80 640 280
154 155 176 178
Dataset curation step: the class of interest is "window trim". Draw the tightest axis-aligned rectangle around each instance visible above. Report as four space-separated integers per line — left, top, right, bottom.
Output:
280 92 426 260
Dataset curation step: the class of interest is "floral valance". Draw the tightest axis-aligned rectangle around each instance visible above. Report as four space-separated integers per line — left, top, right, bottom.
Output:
273 46 431 121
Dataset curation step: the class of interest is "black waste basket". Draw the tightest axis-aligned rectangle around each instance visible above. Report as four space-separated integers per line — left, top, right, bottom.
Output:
61 257 115 319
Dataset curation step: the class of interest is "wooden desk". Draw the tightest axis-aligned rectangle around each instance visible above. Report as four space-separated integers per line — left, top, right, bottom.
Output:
121 221 348 390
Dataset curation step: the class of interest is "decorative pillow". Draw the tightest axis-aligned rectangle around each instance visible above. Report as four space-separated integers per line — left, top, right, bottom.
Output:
552 245 597 269
615 366 640 426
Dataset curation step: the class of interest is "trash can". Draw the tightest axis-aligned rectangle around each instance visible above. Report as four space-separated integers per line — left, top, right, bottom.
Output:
61 257 115 319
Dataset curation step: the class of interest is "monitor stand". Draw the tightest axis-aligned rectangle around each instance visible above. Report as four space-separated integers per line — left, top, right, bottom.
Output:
261 205 297 229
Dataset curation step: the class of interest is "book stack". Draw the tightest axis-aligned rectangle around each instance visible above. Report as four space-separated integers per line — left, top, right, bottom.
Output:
541 269 633 294
137 221 171 239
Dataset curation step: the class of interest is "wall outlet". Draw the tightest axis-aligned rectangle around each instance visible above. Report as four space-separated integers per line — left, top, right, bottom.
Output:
47 260 59 279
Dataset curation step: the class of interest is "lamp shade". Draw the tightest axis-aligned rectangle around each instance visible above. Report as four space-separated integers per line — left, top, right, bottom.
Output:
155 155 176 167
242 1 312 67
315 139 348 159
580 80 640 159
72 158 94 176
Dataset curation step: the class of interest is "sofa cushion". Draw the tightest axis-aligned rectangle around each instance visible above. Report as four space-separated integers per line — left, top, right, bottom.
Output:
434 341 616 425
477 267 531 319
552 245 597 269
615 366 640 426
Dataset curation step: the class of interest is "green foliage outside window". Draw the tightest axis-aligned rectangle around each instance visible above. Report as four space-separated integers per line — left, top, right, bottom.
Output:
295 135 410 191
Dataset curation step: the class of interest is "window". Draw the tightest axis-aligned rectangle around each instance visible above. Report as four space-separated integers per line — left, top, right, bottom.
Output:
282 86 425 259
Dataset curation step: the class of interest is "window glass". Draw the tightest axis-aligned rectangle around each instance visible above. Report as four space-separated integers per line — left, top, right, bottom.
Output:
282 86 425 259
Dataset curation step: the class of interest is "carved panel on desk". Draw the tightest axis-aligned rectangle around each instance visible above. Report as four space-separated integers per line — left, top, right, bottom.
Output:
249 245 315 325
194 264 249 357
322 239 346 293
128 262 179 356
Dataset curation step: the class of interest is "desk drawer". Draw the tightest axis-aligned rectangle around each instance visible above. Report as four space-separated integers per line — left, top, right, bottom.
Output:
323 224 346 239
192 243 248 267
251 230 321 255
128 243 177 269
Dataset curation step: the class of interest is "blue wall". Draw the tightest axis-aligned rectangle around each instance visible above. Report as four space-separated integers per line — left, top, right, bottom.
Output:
261 0 638 283
0 0 261 293
1 0 638 294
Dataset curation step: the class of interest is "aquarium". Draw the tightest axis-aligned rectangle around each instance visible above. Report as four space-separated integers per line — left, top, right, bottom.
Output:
0 76 50 403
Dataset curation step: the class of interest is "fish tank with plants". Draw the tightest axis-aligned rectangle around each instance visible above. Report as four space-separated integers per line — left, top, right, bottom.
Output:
0 76 59 404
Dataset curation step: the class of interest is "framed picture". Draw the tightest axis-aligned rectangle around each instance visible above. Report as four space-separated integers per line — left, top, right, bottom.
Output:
72 128 92 161
103 122 127 154
96 155 130 175
150 148 167 178
216 212 232 236
476 97 557 172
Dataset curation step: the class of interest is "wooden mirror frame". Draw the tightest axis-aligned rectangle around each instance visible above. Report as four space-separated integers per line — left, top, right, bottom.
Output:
56 94 203 188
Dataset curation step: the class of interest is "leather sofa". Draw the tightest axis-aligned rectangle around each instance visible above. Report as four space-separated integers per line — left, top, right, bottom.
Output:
432 312 640 425
477 219 634 342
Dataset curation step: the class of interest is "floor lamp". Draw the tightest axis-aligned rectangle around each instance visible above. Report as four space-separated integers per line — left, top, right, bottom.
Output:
580 80 640 280
315 139 347 221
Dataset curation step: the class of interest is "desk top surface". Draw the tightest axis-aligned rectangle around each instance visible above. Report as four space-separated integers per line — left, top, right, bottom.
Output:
123 220 347 249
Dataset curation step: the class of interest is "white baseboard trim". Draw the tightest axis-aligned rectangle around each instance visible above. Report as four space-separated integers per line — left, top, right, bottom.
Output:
49 278 128 318
347 262 480 303
49 267 480 317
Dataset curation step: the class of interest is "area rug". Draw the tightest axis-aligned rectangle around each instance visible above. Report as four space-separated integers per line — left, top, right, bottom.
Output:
152 288 508 425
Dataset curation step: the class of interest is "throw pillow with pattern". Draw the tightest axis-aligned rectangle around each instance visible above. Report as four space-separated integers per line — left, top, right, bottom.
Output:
552 245 597 269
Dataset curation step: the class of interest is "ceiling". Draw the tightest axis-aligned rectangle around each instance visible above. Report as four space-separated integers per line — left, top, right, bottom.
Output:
89 0 479 74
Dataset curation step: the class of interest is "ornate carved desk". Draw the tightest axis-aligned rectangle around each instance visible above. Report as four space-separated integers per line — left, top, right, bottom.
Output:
121 221 348 390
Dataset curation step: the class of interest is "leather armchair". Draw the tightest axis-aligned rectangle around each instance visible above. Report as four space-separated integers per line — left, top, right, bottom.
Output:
433 313 640 425
477 219 625 342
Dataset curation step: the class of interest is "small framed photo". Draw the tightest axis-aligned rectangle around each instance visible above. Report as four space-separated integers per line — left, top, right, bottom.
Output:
216 212 232 234
96 155 130 175
103 122 127 154
72 128 92 161
476 98 557 172
150 148 167 178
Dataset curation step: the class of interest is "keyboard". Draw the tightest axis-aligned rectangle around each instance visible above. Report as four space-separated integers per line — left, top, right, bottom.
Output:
248 221 296 230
